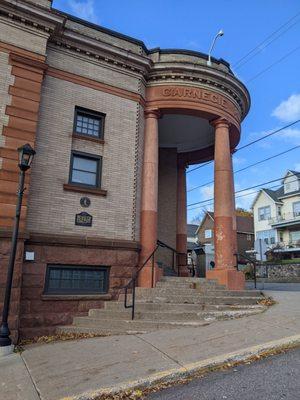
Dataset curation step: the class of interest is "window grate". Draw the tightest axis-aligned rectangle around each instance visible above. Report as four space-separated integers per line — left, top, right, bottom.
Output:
45 265 109 295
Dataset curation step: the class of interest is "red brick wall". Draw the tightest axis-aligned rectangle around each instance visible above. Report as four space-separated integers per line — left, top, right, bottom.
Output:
19 241 139 340
0 235 26 343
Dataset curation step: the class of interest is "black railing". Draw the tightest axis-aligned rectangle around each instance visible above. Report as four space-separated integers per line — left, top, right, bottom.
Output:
123 240 183 320
235 252 257 289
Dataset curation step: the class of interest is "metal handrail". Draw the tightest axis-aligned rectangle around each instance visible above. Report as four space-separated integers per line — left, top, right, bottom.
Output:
235 252 257 289
123 240 183 320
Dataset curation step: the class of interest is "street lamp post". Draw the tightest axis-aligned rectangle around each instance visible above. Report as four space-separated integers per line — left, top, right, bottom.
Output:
0 144 35 349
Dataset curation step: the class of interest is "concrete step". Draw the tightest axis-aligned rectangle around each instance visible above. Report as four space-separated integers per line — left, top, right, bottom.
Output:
88 308 265 321
57 325 150 335
159 277 217 283
104 302 265 312
118 294 263 305
155 282 226 290
71 316 210 330
135 287 262 298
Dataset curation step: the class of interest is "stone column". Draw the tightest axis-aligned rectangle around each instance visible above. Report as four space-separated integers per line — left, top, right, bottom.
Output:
138 110 160 287
176 162 187 273
231 153 238 266
206 118 245 290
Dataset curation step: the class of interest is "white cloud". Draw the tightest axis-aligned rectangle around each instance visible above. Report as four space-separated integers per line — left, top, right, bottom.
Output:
272 94 300 123
68 0 98 23
234 184 257 211
248 126 300 147
199 184 214 201
279 127 300 142
294 163 300 171
232 156 246 166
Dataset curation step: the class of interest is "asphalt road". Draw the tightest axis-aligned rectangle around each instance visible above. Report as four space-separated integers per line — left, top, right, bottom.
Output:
147 348 300 400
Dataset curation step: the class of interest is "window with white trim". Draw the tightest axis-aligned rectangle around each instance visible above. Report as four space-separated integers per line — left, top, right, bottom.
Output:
258 206 271 221
204 229 212 239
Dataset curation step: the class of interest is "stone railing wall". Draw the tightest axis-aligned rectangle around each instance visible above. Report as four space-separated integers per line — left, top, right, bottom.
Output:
256 263 300 279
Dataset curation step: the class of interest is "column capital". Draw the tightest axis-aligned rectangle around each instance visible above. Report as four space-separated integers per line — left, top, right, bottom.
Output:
210 117 231 129
144 109 161 119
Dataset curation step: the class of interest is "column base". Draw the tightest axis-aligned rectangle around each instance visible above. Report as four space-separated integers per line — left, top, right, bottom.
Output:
206 268 245 290
138 264 162 288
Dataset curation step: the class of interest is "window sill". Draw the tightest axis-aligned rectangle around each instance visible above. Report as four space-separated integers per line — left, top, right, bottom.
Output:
72 133 105 144
41 294 112 301
63 183 107 196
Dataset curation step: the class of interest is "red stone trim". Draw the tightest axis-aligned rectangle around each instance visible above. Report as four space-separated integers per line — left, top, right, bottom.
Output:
72 133 105 144
26 232 141 250
0 50 47 230
63 183 107 196
210 117 231 129
0 41 46 62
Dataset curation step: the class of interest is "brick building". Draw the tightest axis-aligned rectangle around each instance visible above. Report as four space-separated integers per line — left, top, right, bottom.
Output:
0 0 250 341
196 211 254 258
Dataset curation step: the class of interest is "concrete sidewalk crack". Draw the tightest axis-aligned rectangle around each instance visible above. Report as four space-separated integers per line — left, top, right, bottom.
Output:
134 334 187 370
20 353 42 400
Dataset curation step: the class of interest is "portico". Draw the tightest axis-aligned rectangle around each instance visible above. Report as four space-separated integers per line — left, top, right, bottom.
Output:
138 66 250 290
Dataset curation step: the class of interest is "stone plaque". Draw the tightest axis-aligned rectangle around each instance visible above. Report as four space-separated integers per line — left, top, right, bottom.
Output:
75 212 93 227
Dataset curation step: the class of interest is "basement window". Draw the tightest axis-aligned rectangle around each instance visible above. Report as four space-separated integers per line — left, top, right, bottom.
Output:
44 265 109 295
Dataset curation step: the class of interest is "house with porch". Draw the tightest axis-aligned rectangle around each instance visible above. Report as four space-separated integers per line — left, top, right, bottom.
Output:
252 170 300 259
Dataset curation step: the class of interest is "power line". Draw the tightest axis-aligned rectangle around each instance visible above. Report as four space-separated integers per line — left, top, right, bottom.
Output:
187 160 213 174
187 175 289 208
236 119 300 151
188 176 300 212
187 143 300 193
186 119 300 175
246 44 300 83
233 10 300 69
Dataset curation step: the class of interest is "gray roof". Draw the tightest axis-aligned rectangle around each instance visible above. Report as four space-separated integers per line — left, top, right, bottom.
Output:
263 188 282 202
187 224 198 237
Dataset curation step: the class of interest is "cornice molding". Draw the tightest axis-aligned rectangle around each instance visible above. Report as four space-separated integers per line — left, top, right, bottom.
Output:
48 36 151 77
147 71 249 119
0 1 63 34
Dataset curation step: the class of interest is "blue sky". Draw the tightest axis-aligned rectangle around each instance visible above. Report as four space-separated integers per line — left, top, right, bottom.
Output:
52 0 300 222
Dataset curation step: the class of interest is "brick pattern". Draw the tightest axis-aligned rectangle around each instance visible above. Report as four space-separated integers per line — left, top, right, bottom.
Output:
46 46 142 94
26 75 140 240
0 52 13 159
19 243 139 339
65 20 144 55
0 54 47 230
0 19 49 56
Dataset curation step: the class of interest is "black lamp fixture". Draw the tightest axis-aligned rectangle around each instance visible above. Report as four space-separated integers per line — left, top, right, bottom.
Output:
0 144 35 349
18 143 36 171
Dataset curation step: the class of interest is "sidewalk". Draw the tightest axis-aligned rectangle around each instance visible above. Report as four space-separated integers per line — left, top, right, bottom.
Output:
1 290 300 400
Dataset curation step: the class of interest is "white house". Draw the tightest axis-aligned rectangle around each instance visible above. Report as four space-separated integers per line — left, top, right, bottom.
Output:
252 170 300 258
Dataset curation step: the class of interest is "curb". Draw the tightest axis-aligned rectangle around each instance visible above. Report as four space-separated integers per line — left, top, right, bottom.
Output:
67 334 300 400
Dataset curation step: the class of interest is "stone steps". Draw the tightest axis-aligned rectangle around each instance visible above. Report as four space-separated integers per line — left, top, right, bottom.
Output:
118 294 262 305
155 282 226 290
104 302 265 312
56 277 267 336
88 308 265 321
135 287 261 297
72 317 210 330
